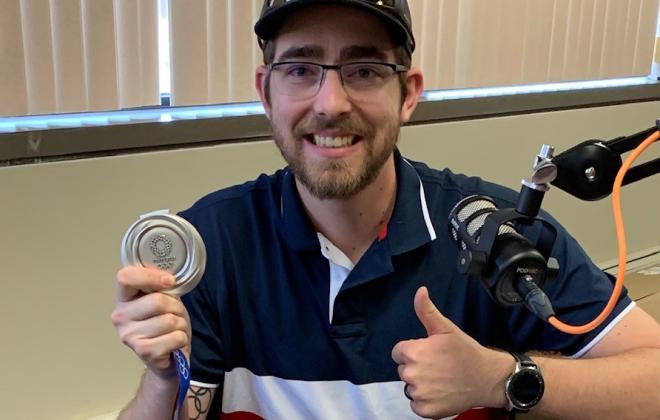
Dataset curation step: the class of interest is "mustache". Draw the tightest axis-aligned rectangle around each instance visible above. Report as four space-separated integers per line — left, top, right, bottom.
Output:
292 115 374 139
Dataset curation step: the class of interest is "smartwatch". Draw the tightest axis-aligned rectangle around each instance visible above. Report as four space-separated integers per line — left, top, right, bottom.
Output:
505 352 545 413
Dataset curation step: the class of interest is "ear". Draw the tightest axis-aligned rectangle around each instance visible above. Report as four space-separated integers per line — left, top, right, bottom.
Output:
255 65 272 120
399 67 424 124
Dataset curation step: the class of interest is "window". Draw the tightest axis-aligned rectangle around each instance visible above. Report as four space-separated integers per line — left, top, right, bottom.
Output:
1 0 659 163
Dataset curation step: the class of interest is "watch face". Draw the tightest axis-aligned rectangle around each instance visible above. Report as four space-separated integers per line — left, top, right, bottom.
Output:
510 368 544 406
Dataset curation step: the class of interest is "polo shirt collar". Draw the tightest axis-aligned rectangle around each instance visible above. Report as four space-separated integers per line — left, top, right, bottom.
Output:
280 169 320 251
279 149 437 254
387 149 437 255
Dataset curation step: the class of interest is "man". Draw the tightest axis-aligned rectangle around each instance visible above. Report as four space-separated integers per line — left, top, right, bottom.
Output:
111 1 660 419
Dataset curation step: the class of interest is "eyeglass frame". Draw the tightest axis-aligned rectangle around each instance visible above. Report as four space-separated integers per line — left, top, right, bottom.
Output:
266 61 410 99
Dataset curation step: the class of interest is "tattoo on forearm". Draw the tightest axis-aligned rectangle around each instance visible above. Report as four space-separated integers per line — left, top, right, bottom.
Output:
188 386 212 420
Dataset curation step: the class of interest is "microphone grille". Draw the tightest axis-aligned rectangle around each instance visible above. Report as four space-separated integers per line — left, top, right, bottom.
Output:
449 195 517 249
455 197 496 222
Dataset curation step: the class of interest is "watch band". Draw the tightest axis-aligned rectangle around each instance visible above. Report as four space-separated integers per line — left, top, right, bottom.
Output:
512 352 535 368
505 352 544 413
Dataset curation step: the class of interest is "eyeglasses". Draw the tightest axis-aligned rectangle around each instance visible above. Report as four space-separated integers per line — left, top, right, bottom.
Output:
267 61 409 100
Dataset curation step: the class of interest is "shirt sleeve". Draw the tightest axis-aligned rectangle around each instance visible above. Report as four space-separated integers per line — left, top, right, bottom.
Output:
505 211 633 357
179 208 227 387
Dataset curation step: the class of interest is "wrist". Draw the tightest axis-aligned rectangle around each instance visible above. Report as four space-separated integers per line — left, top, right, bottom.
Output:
144 364 180 392
145 352 185 382
129 367 182 420
483 350 517 409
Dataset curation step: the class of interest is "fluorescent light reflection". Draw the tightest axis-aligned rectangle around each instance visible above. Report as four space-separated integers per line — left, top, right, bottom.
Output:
0 103 267 134
0 77 654 134
422 77 651 101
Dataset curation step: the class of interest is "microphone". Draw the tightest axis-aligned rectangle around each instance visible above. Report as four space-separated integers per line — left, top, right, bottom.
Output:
448 195 557 321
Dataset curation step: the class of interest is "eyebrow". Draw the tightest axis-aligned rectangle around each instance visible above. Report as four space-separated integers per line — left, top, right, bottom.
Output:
276 45 389 62
339 45 388 62
277 46 324 61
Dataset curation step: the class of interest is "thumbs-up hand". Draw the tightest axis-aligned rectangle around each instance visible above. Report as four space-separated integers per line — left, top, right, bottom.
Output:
391 287 514 418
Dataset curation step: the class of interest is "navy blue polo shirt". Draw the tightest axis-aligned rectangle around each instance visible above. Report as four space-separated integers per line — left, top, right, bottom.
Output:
180 150 632 419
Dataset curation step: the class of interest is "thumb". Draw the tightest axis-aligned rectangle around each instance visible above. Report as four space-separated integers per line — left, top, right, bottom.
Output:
414 286 453 336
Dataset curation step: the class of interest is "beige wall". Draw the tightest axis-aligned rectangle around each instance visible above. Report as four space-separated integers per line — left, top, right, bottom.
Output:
1 100 659 419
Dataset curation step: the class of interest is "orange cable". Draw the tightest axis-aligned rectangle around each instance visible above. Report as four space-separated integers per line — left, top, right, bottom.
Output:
548 129 659 334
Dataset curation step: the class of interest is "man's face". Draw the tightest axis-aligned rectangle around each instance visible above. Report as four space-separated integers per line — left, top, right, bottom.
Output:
257 5 412 200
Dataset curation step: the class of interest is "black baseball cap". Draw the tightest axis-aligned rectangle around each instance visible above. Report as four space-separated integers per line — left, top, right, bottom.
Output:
255 0 415 57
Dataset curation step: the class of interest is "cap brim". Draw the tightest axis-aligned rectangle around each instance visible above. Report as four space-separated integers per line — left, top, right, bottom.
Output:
254 0 412 53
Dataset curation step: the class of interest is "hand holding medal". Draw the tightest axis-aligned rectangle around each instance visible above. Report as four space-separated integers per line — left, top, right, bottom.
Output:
119 210 207 418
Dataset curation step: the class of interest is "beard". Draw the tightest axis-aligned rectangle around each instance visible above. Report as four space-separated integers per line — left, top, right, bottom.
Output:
271 112 400 200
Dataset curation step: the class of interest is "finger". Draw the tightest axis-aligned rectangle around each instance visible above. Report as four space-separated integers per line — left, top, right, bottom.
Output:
112 292 186 326
118 313 189 344
116 266 175 302
414 286 453 336
397 364 414 383
132 330 189 370
405 382 417 401
391 339 413 364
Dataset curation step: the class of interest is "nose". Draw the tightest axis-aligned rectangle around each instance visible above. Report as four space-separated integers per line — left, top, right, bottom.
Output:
312 69 352 118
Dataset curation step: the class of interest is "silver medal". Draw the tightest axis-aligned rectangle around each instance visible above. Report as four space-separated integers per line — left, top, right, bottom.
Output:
121 210 206 296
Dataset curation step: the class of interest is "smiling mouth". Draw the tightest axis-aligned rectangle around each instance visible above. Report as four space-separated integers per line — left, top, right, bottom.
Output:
305 134 361 148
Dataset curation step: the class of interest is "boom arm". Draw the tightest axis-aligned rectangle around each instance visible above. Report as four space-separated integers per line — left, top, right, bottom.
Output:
549 121 660 201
